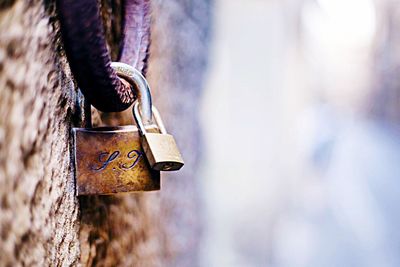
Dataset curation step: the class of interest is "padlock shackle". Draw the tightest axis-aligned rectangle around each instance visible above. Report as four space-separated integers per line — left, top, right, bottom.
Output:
111 62 153 125
133 102 167 135
152 107 168 134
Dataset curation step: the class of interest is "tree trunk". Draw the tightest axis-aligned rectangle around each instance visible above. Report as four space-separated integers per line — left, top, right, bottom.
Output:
0 0 211 266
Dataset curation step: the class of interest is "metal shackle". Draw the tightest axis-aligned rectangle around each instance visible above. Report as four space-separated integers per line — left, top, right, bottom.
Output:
133 102 167 135
111 62 153 125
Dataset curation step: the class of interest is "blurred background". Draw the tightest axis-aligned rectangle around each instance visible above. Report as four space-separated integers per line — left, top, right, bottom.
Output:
198 0 400 266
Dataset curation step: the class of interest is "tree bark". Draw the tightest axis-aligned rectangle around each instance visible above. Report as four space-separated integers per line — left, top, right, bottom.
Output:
0 0 211 266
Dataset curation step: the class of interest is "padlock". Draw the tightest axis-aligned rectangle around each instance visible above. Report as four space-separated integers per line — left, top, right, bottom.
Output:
73 62 160 195
133 102 184 171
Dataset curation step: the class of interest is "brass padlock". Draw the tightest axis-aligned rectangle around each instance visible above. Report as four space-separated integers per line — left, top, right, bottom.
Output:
133 102 184 171
73 62 160 195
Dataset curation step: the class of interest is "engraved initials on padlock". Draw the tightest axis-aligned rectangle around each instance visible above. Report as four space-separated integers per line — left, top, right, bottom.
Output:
73 126 160 195
133 102 184 171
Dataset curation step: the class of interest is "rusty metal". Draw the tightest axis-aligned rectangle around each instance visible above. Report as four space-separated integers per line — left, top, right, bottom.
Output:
73 125 160 195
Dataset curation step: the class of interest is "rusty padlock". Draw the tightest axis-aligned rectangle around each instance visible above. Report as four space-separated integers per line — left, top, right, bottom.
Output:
73 63 160 195
133 102 184 171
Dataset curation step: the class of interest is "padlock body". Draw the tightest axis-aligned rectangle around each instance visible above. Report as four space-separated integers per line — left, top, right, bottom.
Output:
142 133 184 171
73 126 160 195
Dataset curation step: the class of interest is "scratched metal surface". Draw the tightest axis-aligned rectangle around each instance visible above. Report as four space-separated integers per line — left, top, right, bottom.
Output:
74 126 160 195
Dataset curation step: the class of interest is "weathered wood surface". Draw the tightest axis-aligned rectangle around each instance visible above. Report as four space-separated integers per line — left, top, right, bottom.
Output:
0 0 211 266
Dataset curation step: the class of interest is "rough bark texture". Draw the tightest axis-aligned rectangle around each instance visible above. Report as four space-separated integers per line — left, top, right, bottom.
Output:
0 0 211 266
